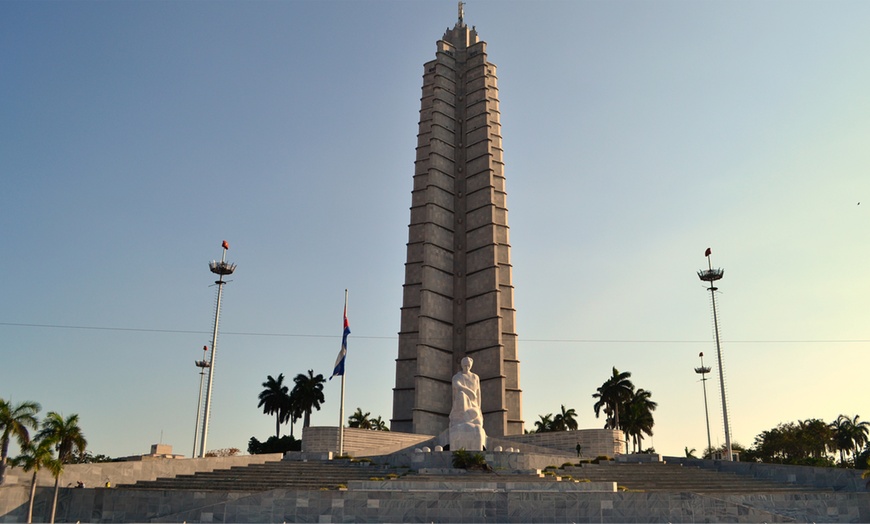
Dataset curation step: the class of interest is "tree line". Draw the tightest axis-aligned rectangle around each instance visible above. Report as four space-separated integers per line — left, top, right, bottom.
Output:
0 398 87 523
693 414 870 468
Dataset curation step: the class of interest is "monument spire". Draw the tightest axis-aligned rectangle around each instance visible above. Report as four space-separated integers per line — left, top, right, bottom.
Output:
391 14 523 439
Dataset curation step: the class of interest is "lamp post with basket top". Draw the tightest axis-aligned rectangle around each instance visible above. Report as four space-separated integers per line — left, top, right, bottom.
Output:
192 345 210 458
199 240 236 457
694 352 713 458
697 248 732 461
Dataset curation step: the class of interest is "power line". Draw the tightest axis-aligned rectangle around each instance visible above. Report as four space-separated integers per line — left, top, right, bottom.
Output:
0 322 867 344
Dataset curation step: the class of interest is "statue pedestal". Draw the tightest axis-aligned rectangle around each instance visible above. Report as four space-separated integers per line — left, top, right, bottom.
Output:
449 423 486 451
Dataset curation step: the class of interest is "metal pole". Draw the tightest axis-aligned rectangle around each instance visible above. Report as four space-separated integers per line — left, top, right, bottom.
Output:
199 242 235 458
200 277 224 456
338 289 348 457
193 366 205 458
707 257 733 461
698 353 712 457
193 347 209 458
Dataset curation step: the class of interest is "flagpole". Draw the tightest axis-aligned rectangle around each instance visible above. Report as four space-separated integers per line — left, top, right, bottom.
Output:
339 289 348 457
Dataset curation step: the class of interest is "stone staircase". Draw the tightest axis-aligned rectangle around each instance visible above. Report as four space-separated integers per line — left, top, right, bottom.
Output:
400 464 821 493
116 460 405 492
559 462 827 492
117 459 830 495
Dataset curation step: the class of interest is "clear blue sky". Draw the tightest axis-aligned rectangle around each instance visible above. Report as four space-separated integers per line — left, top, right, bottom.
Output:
2 0 868 459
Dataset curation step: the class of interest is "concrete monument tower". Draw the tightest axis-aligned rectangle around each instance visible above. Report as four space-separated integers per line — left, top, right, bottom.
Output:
392 4 523 439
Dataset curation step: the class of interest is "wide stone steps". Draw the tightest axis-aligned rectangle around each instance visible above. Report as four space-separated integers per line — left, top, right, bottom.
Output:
117 460 403 492
405 463 825 493
560 463 825 492
117 460 829 494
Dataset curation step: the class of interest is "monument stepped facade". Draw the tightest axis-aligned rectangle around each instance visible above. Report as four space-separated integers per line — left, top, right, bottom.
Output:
391 11 523 438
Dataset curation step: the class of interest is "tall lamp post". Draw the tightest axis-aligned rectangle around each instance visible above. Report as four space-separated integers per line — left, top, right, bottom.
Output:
199 240 236 457
697 247 732 461
694 351 712 458
192 345 210 458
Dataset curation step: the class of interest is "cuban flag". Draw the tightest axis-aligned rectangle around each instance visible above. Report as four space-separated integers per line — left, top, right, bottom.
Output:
330 306 350 380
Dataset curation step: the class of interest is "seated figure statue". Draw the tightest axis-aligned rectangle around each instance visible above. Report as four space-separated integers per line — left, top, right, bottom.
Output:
449 356 487 451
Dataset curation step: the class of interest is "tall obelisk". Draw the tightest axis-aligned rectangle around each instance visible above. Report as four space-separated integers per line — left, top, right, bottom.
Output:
391 5 523 438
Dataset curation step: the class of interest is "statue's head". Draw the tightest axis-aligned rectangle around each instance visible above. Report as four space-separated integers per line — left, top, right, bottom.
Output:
461 356 473 372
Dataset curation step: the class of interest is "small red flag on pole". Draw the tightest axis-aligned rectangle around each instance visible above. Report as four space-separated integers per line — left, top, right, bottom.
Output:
222 240 229 250
704 247 712 257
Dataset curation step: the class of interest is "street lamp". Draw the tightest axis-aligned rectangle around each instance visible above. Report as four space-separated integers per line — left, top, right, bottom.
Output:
192 345 210 458
694 351 712 458
697 247 733 461
199 240 236 457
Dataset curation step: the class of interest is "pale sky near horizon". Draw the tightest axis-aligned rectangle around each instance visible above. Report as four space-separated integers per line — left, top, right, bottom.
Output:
2 0 869 460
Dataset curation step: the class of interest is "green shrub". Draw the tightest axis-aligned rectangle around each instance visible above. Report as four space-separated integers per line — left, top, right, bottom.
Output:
247 435 301 454
560 462 574 469
452 449 488 470
591 455 613 464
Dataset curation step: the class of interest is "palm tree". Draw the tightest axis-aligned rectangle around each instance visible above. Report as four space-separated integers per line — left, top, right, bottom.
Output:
534 414 554 433
847 415 870 460
831 414 870 465
11 439 60 523
831 415 853 464
291 370 326 428
622 388 657 452
371 416 390 431
0 398 41 485
257 374 292 438
348 408 372 429
592 367 634 431
287 390 304 438
36 412 87 524
556 405 579 431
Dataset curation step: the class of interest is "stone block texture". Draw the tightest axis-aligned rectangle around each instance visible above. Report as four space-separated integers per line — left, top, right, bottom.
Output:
392 19 522 439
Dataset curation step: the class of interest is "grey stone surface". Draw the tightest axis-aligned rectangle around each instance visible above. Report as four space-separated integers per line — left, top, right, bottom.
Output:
670 457 870 492
8 451 857 523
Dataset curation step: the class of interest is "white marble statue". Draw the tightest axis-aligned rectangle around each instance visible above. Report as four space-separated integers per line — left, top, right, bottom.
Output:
449 356 487 451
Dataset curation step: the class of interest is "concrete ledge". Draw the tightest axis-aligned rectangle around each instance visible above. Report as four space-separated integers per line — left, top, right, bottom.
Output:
348 480 618 492
281 451 332 461
368 449 578 471
616 453 663 463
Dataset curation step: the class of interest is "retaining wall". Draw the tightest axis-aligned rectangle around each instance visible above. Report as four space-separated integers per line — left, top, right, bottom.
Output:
0 453 283 490
301 426 432 455
3 484 867 523
500 428 623 458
